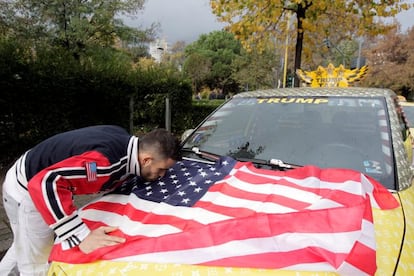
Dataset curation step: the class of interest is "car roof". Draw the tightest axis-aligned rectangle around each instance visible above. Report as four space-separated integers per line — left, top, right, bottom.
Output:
233 87 396 98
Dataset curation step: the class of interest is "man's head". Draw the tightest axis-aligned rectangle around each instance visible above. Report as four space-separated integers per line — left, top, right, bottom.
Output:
138 128 181 181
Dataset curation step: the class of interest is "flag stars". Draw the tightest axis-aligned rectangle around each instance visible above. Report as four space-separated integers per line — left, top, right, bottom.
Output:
133 158 233 207
181 198 191 204
200 171 208 177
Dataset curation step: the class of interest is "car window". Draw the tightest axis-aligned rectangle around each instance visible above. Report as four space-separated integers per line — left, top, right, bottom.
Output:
183 96 394 189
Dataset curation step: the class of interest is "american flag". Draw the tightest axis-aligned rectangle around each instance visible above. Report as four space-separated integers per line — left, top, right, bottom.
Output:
85 162 97 182
49 156 399 275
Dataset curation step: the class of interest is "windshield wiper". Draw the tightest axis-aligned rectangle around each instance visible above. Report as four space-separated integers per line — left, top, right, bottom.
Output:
236 157 302 170
181 147 220 162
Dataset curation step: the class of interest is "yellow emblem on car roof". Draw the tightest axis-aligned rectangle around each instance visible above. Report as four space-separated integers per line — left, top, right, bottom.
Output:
296 63 368 87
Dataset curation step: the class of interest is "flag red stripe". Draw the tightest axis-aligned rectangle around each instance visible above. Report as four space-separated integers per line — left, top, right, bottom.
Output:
201 247 348 269
342 241 377 275
194 200 258 217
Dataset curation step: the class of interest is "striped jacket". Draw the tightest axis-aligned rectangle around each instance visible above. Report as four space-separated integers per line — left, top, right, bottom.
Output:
15 125 139 250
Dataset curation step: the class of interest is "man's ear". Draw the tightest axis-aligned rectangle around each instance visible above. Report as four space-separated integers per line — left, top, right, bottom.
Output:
139 152 153 166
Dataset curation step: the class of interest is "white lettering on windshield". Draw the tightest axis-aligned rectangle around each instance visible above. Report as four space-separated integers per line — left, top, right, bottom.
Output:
257 98 328 104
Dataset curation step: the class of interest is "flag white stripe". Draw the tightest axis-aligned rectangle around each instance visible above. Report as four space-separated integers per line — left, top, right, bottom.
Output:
305 198 344 209
359 220 376 249
81 209 182 237
90 194 232 224
200 191 297 213
225 176 323 203
112 231 360 264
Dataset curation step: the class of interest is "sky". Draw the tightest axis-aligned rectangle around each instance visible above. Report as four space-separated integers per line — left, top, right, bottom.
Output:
126 0 414 45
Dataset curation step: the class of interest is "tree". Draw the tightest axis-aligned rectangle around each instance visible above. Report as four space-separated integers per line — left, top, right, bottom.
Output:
232 46 281 91
162 40 187 70
183 52 211 93
361 26 414 98
210 0 411 86
1 0 153 58
184 30 242 94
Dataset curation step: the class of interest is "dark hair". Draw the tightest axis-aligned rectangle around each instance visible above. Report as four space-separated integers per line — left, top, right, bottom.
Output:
139 128 181 161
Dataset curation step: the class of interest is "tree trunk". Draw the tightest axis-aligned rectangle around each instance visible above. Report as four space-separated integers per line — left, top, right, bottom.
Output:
294 5 306 87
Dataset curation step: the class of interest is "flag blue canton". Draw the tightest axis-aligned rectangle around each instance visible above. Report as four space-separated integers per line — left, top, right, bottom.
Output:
117 156 237 206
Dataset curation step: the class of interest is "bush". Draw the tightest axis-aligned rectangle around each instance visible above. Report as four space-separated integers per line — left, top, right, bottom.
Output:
190 99 225 127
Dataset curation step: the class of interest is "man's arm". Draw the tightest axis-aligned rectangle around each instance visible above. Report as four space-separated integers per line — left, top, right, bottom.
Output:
27 151 124 250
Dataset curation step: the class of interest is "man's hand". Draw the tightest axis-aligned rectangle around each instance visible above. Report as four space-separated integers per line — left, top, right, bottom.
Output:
79 226 126 254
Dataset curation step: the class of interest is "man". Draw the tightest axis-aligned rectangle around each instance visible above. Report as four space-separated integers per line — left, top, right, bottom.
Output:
0 125 181 275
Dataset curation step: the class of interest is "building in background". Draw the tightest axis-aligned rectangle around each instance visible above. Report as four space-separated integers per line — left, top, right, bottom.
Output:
149 39 169 63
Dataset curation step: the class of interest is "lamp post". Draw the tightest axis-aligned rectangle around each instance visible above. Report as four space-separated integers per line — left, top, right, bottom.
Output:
282 11 293 88
282 12 291 88
356 37 364 68
323 38 345 66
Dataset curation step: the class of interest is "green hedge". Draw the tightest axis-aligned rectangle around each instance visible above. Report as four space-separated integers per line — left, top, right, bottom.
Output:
0 40 225 168
190 99 226 128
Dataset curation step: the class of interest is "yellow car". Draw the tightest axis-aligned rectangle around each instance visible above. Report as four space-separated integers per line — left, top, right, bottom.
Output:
49 87 414 275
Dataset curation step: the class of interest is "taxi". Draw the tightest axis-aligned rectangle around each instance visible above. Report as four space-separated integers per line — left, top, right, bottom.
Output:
180 87 414 275
49 87 414 275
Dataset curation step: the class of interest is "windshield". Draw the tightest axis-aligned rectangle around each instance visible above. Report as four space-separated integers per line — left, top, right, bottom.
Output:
183 96 394 189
